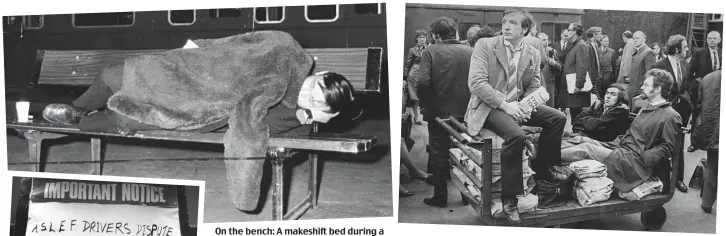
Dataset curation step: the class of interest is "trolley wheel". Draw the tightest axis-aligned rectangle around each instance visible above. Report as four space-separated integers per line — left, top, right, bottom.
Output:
641 206 667 230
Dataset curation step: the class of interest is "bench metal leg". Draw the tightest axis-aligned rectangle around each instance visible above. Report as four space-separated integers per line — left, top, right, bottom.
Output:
309 153 318 209
268 147 319 221
22 130 68 172
90 137 106 175
27 136 44 172
271 158 285 221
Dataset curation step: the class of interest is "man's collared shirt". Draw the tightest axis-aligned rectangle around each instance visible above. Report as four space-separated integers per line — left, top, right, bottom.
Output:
503 40 525 71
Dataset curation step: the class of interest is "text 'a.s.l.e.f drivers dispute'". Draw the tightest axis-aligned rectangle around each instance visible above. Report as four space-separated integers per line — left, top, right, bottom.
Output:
214 227 385 236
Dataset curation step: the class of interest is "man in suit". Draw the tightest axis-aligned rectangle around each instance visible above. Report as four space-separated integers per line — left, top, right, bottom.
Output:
417 16 474 209
465 8 566 223
652 34 691 193
559 23 592 121
553 28 570 111
687 31 721 152
617 30 635 83
538 32 562 107
627 31 657 111
555 28 570 58
587 27 603 99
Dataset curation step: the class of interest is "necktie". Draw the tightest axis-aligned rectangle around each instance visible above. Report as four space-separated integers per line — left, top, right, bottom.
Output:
592 44 600 72
676 61 682 86
506 47 519 102
713 50 720 71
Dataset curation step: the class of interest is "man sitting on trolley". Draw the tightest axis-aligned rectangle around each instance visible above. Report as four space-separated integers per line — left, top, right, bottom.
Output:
560 68 682 196
465 8 567 224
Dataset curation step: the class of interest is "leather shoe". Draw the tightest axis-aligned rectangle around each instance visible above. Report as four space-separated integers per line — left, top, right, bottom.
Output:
676 181 688 193
687 145 697 152
502 198 522 224
701 205 712 214
42 104 93 125
399 186 415 198
423 197 447 208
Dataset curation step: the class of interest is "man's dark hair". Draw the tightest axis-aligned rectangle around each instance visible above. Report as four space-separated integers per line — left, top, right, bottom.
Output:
586 26 601 39
320 72 355 114
647 68 674 99
570 23 584 37
608 83 630 106
503 8 535 36
413 29 428 44
468 25 496 47
665 34 687 55
429 17 458 40
622 30 633 39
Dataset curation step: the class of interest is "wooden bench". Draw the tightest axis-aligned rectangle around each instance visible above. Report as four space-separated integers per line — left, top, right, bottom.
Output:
7 46 384 221
436 116 683 229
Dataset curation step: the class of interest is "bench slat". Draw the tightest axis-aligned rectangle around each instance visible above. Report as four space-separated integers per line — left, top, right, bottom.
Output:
38 50 167 85
6 121 375 154
36 48 381 92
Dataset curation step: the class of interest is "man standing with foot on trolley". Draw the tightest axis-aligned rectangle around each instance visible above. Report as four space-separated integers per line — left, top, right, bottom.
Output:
417 17 474 209
464 8 567 224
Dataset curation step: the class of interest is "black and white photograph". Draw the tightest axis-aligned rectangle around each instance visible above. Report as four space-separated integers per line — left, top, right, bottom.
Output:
3 3 393 222
8 174 202 236
399 3 720 233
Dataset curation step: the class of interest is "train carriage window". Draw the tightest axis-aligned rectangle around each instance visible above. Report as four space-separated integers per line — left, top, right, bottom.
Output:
73 12 134 27
354 3 381 15
169 10 196 25
22 15 44 29
305 5 339 23
210 9 243 18
540 22 571 43
709 14 723 22
487 23 502 33
254 7 284 24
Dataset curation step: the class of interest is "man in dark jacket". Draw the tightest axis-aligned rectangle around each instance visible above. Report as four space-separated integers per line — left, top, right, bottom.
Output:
692 70 720 214
560 68 681 193
571 84 630 142
558 23 592 121
687 31 721 152
416 16 474 208
652 34 691 193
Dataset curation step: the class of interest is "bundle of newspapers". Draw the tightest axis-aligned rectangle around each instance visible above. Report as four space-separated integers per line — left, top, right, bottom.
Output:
568 160 614 206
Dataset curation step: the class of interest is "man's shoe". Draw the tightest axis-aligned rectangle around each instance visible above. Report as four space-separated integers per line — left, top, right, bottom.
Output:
42 104 93 125
502 198 522 224
701 205 712 214
676 181 688 193
423 197 447 208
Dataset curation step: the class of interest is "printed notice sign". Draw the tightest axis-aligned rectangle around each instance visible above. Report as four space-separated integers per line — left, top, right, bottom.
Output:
26 178 182 236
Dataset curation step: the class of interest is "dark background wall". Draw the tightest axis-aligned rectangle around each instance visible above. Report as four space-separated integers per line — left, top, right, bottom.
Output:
582 9 690 50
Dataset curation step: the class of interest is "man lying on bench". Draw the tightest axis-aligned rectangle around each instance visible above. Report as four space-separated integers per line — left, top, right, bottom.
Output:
558 69 681 195
39 30 358 213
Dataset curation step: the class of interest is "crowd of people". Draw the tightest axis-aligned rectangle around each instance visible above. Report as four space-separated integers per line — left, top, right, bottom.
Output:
402 8 720 224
